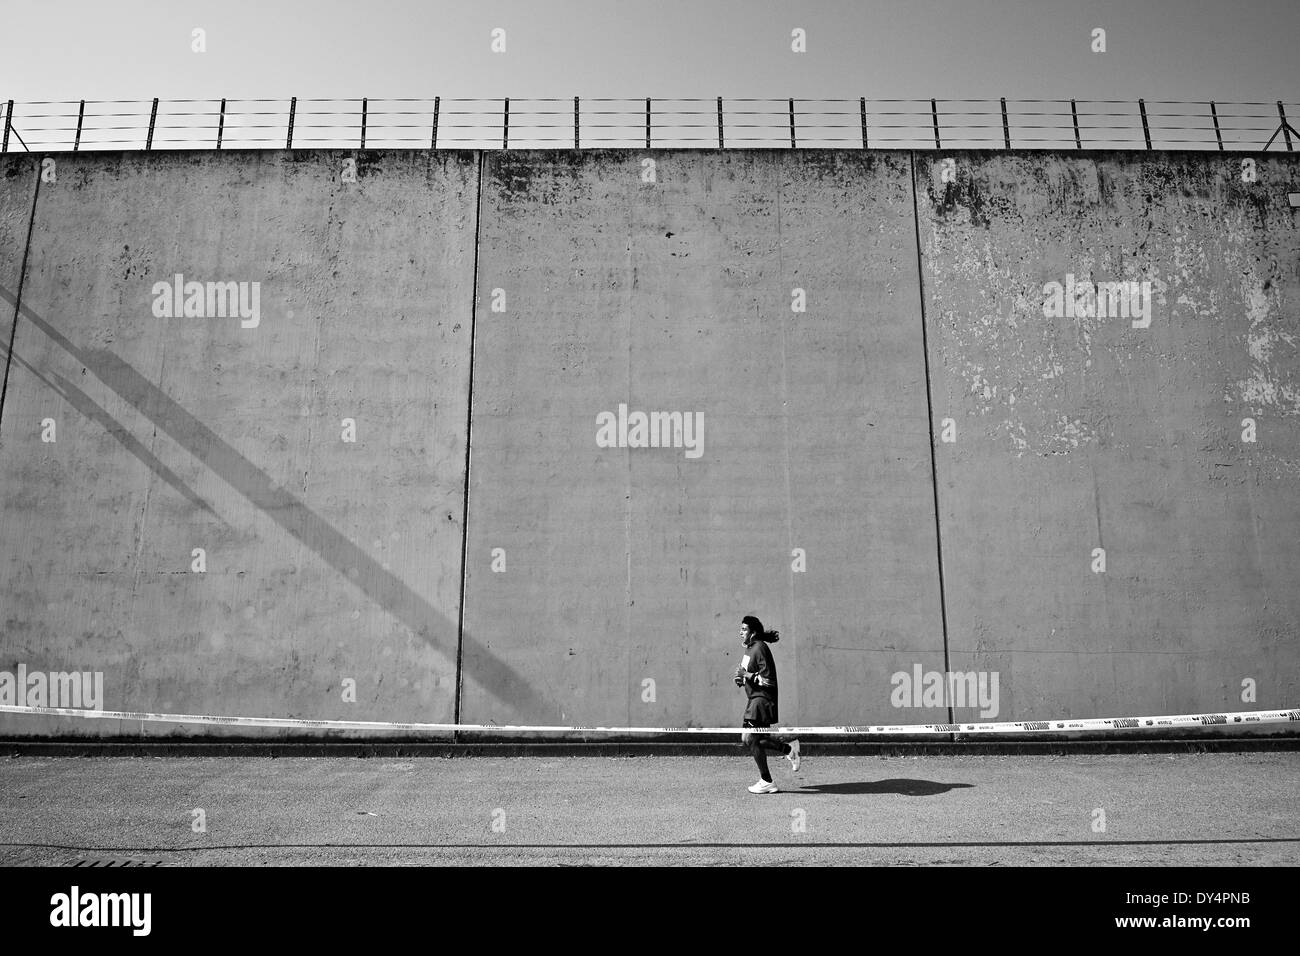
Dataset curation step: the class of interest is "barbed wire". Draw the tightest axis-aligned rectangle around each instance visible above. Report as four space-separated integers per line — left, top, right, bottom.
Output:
0 96 1295 153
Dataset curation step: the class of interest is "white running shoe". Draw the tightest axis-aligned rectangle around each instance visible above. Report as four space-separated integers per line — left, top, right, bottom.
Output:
748 779 779 794
786 739 801 773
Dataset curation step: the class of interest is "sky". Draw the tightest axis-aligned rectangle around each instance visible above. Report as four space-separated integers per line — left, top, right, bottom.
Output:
1 0 1297 150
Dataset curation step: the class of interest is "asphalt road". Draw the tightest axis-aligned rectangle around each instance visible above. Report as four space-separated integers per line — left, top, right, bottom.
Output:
1 752 1297 866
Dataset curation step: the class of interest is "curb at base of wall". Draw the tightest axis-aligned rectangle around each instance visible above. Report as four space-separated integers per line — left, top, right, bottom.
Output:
3 735 1298 757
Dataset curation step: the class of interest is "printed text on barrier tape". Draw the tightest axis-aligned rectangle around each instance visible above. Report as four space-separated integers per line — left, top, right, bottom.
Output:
2 705 1298 734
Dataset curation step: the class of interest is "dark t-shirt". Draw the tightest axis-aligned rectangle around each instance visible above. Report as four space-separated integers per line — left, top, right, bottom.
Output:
740 640 778 704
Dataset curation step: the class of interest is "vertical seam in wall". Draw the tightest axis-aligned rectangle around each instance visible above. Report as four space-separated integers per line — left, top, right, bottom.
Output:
774 170 798 725
623 192 634 729
908 150 954 726
0 162 42 443
454 150 485 727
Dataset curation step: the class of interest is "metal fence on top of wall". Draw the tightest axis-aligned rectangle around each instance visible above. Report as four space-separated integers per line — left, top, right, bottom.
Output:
1 96 1297 154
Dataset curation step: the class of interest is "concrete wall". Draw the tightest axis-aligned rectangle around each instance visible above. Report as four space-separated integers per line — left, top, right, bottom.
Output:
462 151 943 728
0 151 476 736
0 148 1295 736
915 152 1300 722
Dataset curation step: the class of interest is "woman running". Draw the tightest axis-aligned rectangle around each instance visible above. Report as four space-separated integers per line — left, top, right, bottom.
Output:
735 614 800 793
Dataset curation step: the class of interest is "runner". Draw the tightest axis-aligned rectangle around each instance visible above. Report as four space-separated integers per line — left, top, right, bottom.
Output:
735 614 800 793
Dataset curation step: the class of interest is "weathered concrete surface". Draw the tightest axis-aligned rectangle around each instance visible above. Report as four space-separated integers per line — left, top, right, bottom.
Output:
0 151 476 736
462 151 945 727
0 158 37 418
0 159 35 306
916 152 1300 723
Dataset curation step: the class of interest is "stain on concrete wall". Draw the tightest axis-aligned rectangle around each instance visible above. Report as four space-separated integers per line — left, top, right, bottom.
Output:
917 151 1300 721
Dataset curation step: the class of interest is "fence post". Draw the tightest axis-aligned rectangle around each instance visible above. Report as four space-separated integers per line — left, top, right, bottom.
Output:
1 101 10 153
1071 99 1081 149
717 97 724 149
71 99 84 150
70 100 83 151
860 96 868 149
502 97 509 149
1279 101 1293 152
286 96 296 149
931 98 940 149
1139 98 1151 150
146 97 158 150
217 98 226 150
360 98 367 148
789 98 796 148
574 96 579 149
1001 97 1010 149
1210 101 1223 151
432 96 440 149
646 97 651 149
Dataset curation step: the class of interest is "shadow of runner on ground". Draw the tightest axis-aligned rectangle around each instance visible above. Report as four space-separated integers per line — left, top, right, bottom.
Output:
796 779 974 796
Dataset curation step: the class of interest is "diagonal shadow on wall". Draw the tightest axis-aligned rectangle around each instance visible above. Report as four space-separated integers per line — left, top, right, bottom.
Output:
2 346 218 518
0 285 551 721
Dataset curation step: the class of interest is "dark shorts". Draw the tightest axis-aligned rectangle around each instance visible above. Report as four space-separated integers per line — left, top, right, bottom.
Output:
743 696 778 727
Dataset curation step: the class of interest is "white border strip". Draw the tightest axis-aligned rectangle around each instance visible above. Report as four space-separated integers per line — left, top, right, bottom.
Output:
2 705 1297 735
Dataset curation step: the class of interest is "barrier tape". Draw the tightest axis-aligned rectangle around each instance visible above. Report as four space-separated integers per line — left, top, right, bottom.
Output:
2 704 1297 735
